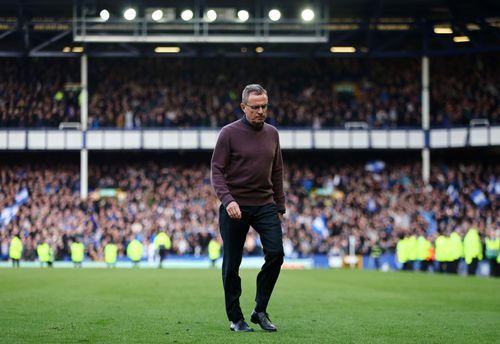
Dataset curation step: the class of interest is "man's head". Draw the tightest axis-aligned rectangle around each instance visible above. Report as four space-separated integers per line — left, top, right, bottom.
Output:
241 84 268 128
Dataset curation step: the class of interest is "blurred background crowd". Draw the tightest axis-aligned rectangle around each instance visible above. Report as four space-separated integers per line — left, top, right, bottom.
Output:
1 54 499 129
1 153 498 270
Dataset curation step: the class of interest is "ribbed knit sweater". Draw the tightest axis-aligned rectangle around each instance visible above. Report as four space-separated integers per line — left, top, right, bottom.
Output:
211 117 285 214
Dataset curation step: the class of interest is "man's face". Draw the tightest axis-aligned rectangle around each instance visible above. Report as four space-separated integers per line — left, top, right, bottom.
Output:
241 93 268 127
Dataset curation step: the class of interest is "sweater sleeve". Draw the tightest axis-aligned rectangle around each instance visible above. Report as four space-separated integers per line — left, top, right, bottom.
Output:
271 132 286 214
211 128 235 207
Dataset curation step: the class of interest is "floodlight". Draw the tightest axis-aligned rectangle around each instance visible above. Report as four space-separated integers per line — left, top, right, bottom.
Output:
268 9 281 21
124 8 136 21
206 10 217 22
433 26 453 34
181 9 194 21
100 9 110 21
155 47 181 53
152 9 163 21
453 36 470 43
301 9 314 21
330 46 356 53
238 10 249 22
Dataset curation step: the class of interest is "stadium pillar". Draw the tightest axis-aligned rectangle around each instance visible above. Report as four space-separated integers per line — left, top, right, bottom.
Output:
421 56 430 184
80 54 88 199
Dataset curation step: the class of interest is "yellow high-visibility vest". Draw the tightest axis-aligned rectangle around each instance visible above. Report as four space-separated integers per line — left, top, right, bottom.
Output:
463 228 483 264
154 232 172 250
104 243 118 264
396 238 408 263
208 240 221 261
485 238 499 259
417 236 431 261
9 236 23 260
449 232 463 261
71 242 85 262
435 235 448 262
37 243 51 262
127 240 143 262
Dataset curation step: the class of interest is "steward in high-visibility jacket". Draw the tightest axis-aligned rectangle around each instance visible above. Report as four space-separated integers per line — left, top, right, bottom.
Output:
37 242 54 267
71 240 85 268
447 231 463 274
9 235 23 268
417 233 432 272
127 239 143 267
434 234 448 273
407 234 418 270
397 236 410 270
104 242 118 267
153 232 172 268
208 238 221 268
485 229 499 277
463 228 483 276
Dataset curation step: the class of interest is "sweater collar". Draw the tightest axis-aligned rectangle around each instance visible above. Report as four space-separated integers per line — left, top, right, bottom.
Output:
241 116 264 131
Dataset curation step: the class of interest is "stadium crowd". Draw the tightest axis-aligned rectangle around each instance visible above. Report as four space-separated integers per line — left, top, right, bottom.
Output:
1 157 498 273
1 54 499 129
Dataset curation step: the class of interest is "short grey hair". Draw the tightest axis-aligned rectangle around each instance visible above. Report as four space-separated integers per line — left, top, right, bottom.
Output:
242 84 267 104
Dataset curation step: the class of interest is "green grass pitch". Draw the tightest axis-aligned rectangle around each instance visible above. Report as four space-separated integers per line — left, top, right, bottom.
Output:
0 268 499 343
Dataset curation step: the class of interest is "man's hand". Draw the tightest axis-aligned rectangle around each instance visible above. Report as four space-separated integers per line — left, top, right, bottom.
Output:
278 213 284 222
226 201 242 220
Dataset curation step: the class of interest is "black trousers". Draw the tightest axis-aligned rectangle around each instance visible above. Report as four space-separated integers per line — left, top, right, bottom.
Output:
219 203 284 322
467 258 479 276
419 260 430 272
488 258 499 277
447 260 459 274
402 261 414 271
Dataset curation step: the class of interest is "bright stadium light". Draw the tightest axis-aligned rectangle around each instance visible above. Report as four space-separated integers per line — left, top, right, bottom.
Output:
123 8 136 21
301 9 315 22
330 46 356 53
433 25 453 34
154 46 181 53
99 9 110 21
181 9 194 21
268 9 281 22
237 10 249 22
255 46 264 53
151 9 163 21
453 36 470 43
206 9 217 22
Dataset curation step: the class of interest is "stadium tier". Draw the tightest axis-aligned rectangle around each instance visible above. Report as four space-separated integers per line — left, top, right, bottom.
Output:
1 152 498 275
1 55 499 129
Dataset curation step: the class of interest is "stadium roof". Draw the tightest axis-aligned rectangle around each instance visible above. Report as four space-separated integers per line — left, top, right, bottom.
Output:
0 0 499 57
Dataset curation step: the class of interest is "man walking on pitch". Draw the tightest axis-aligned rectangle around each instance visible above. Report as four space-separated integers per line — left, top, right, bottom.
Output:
211 84 285 332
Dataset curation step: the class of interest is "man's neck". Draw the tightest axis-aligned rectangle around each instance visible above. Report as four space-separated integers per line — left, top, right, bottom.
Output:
242 116 264 130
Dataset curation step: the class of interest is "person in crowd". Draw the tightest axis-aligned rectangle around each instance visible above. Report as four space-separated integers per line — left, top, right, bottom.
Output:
127 237 144 268
104 238 118 268
70 237 85 268
9 232 23 268
484 227 499 277
153 230 172 269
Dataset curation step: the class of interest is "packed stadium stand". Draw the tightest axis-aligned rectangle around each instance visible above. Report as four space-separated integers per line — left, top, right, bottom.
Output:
1 55 499 128
1 151 498 274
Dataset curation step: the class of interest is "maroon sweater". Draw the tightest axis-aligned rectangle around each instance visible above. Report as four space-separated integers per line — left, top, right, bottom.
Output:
211 117 286 214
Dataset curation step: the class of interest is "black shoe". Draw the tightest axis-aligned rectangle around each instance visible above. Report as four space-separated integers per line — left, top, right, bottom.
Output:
230 319 254 332
250 310 277 332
